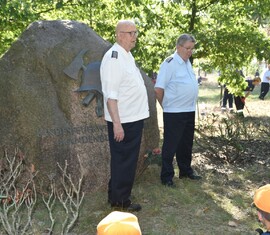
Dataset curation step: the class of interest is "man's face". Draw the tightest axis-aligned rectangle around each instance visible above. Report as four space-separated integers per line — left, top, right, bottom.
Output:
176 41 195 61
117 24 138 52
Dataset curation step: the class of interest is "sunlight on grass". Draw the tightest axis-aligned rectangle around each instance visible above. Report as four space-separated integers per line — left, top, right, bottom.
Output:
131 163 257 234
198 83 221 105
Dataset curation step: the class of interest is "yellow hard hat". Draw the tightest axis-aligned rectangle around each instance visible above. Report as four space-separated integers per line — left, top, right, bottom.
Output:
97 211 142 235
254 184 270 213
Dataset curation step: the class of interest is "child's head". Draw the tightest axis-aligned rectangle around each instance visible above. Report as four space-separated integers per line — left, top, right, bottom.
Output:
253 76 261 86
97 211 142 235
254 184 270 224
253 76 261 85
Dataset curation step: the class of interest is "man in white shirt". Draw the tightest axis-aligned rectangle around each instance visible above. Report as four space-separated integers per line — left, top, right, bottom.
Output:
100 20 149 212
259 63 270 100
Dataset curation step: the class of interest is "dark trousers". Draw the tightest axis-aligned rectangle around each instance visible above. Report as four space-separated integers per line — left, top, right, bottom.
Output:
222 88 233 108
259 82 270 99
161 112 195 183
107 120 144 207
234 96 245 111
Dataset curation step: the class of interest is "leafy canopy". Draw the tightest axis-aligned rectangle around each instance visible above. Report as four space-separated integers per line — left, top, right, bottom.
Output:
1 0 270 94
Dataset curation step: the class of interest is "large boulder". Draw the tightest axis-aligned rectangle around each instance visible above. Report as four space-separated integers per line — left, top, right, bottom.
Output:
0 20 159 193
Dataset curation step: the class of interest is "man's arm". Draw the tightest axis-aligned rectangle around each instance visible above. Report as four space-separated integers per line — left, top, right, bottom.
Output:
155 88 164 108
107 99 124 142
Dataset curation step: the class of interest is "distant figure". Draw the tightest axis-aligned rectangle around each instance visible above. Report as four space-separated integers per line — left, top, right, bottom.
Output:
197 68 203 85
221 85 234 113
253 184 270 235
234 76 261 117
255 69 260 77
259 63 270 100
197 76 202 85
151 71 157 84
97 211 142 235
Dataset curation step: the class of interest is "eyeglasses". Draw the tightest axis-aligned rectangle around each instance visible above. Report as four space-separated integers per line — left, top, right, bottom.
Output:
120 31 139 37
180 45 196 53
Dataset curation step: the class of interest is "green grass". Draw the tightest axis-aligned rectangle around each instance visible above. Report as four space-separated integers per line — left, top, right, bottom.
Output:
198 81 222 105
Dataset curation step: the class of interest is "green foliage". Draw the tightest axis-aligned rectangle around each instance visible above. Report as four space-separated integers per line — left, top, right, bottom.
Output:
218 69 248 96
1 0 270 92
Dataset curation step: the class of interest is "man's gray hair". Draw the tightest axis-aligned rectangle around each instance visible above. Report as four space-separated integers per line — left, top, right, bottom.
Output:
176 34 196 46
116 20 135 33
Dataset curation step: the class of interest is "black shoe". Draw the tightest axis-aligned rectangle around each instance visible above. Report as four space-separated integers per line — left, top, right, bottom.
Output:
125 203 142 212
179 174 202 180
162 180 176 188
111 203 142 212
259 96 264 100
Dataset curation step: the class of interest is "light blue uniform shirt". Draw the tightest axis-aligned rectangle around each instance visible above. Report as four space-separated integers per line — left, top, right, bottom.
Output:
155 51 198 113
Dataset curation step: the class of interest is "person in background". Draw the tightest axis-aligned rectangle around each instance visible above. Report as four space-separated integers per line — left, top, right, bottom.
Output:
259 63 270 100
100 20 149 212
234 76 261 117
197 75 202 85
155 33 201 188
151 71 157 84
253 184 270 235
255 69 260 77
221 85 234 113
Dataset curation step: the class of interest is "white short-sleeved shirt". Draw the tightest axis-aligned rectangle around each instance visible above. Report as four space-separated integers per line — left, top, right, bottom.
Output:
155 52 198 113
262 69 270 83
100 43 149 123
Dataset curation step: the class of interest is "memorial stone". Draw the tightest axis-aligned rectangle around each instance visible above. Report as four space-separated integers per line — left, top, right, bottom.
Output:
0 20 159 193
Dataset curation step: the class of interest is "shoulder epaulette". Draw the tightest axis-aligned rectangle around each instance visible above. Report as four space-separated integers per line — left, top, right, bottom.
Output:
111 51 118 59
165 56 173 63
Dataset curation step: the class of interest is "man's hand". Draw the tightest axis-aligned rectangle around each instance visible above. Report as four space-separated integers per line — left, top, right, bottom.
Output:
241 97 246 104
113 123 124 142
154 87 164 108
107 99 124 142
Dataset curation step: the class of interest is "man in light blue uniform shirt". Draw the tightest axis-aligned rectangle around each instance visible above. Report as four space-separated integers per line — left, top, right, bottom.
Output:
155 33 201 187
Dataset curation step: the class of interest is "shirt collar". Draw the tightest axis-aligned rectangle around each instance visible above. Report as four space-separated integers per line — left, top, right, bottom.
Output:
114 43 131 57
173 51 185 64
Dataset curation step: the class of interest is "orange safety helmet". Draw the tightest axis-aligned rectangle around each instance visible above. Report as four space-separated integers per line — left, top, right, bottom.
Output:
254 184 270 213
97 211 142 235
